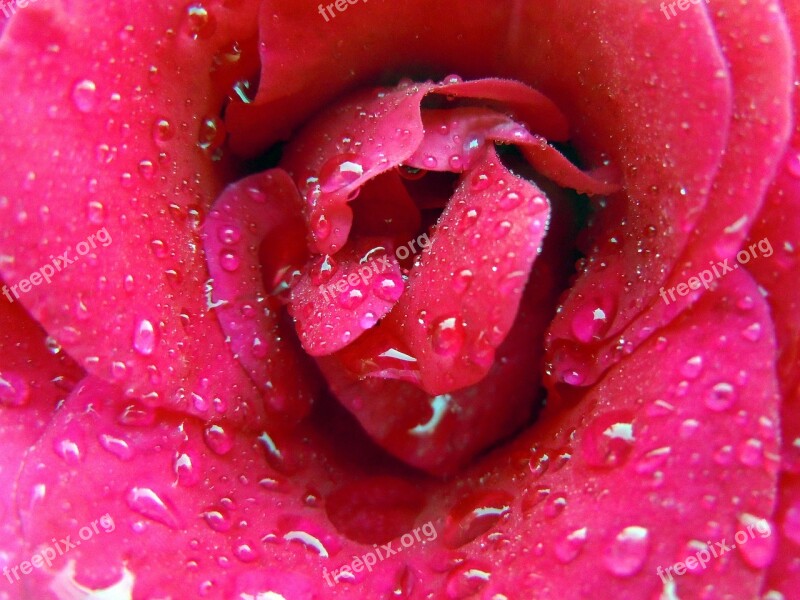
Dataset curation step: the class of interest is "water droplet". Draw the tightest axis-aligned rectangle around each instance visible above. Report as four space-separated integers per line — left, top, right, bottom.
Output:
499 191 522 210
603 526 649 577
452 269 473 294
217 225 241 245
54 437 82 465
72 79 97 113
458 208 480 232
138 159 155 180
634 447 671 474
309 254 337 285
198 116 225 153
312 213 331 241
737 514 775 568
0 372 30 407
174 452 200 486
338 288 365 309
233 542 258 563
544 493 568 519
494 220 512 239
319 153 365 193
445 564 491 599
528 447 551 479
555 527 588 563
705 382 737 412
442 490 513 548
741 322 762 342
219 250 240 272
422 155 438 169
738 438 764 467
185 3 216 39
202 508 232 532
471 171 490 191
133 319 156 356
582 412 636 468
86 200 105 225
126 487 181 529
98 434 133 461
431 316 464 357
153 118 174 142
374 273 404 302
150 239 168 259
449 155 463 170
204 423 234 455
681 355 704 379
118 403 155 427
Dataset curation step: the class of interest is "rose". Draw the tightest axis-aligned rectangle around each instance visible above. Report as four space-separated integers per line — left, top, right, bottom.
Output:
0 1 798 599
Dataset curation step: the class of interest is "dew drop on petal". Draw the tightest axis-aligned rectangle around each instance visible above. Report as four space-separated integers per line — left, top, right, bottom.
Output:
431 316 464 357
133 319 156 356
72 79 97 113
0 372 30 407
705 382 737 412
736 514 776 568
319 153 365 193
442 490 513 548
126 487 181 529
603 526 650 577
204 423 234 456
555 527 588 564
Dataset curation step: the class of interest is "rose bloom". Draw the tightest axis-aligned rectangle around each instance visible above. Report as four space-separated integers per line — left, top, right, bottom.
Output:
0 0 799 598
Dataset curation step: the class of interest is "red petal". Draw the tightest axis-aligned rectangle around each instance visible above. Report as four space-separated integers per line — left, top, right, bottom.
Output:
0 0 271 425
546 0 793 389
0 294 83 597
279 82 435 255
383 147 550 395
289 238 404 356
431 77 569 141
202 169 315 422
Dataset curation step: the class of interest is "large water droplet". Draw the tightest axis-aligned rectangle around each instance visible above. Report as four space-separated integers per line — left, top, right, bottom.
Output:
581 412 635 468
445 564 491 599
705 382 737 412
204 423 234 455
442 490 513 548
72 79 97 113
133 319 156 356
54 437 83 465
374 273 404 302
603 526 649 577
126 487 181 529
319 153 365 193
174 451 201 486
680 355 704 379
185 3 216 39
98 434 133 461
0 372 30 407
431 316 465 357
555 527 588 564
736 514 775 568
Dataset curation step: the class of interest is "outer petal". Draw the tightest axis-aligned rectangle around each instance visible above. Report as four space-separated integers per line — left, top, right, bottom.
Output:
203 169 316 423
0 0 271 425
0 290 83 598
546 0 793 390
